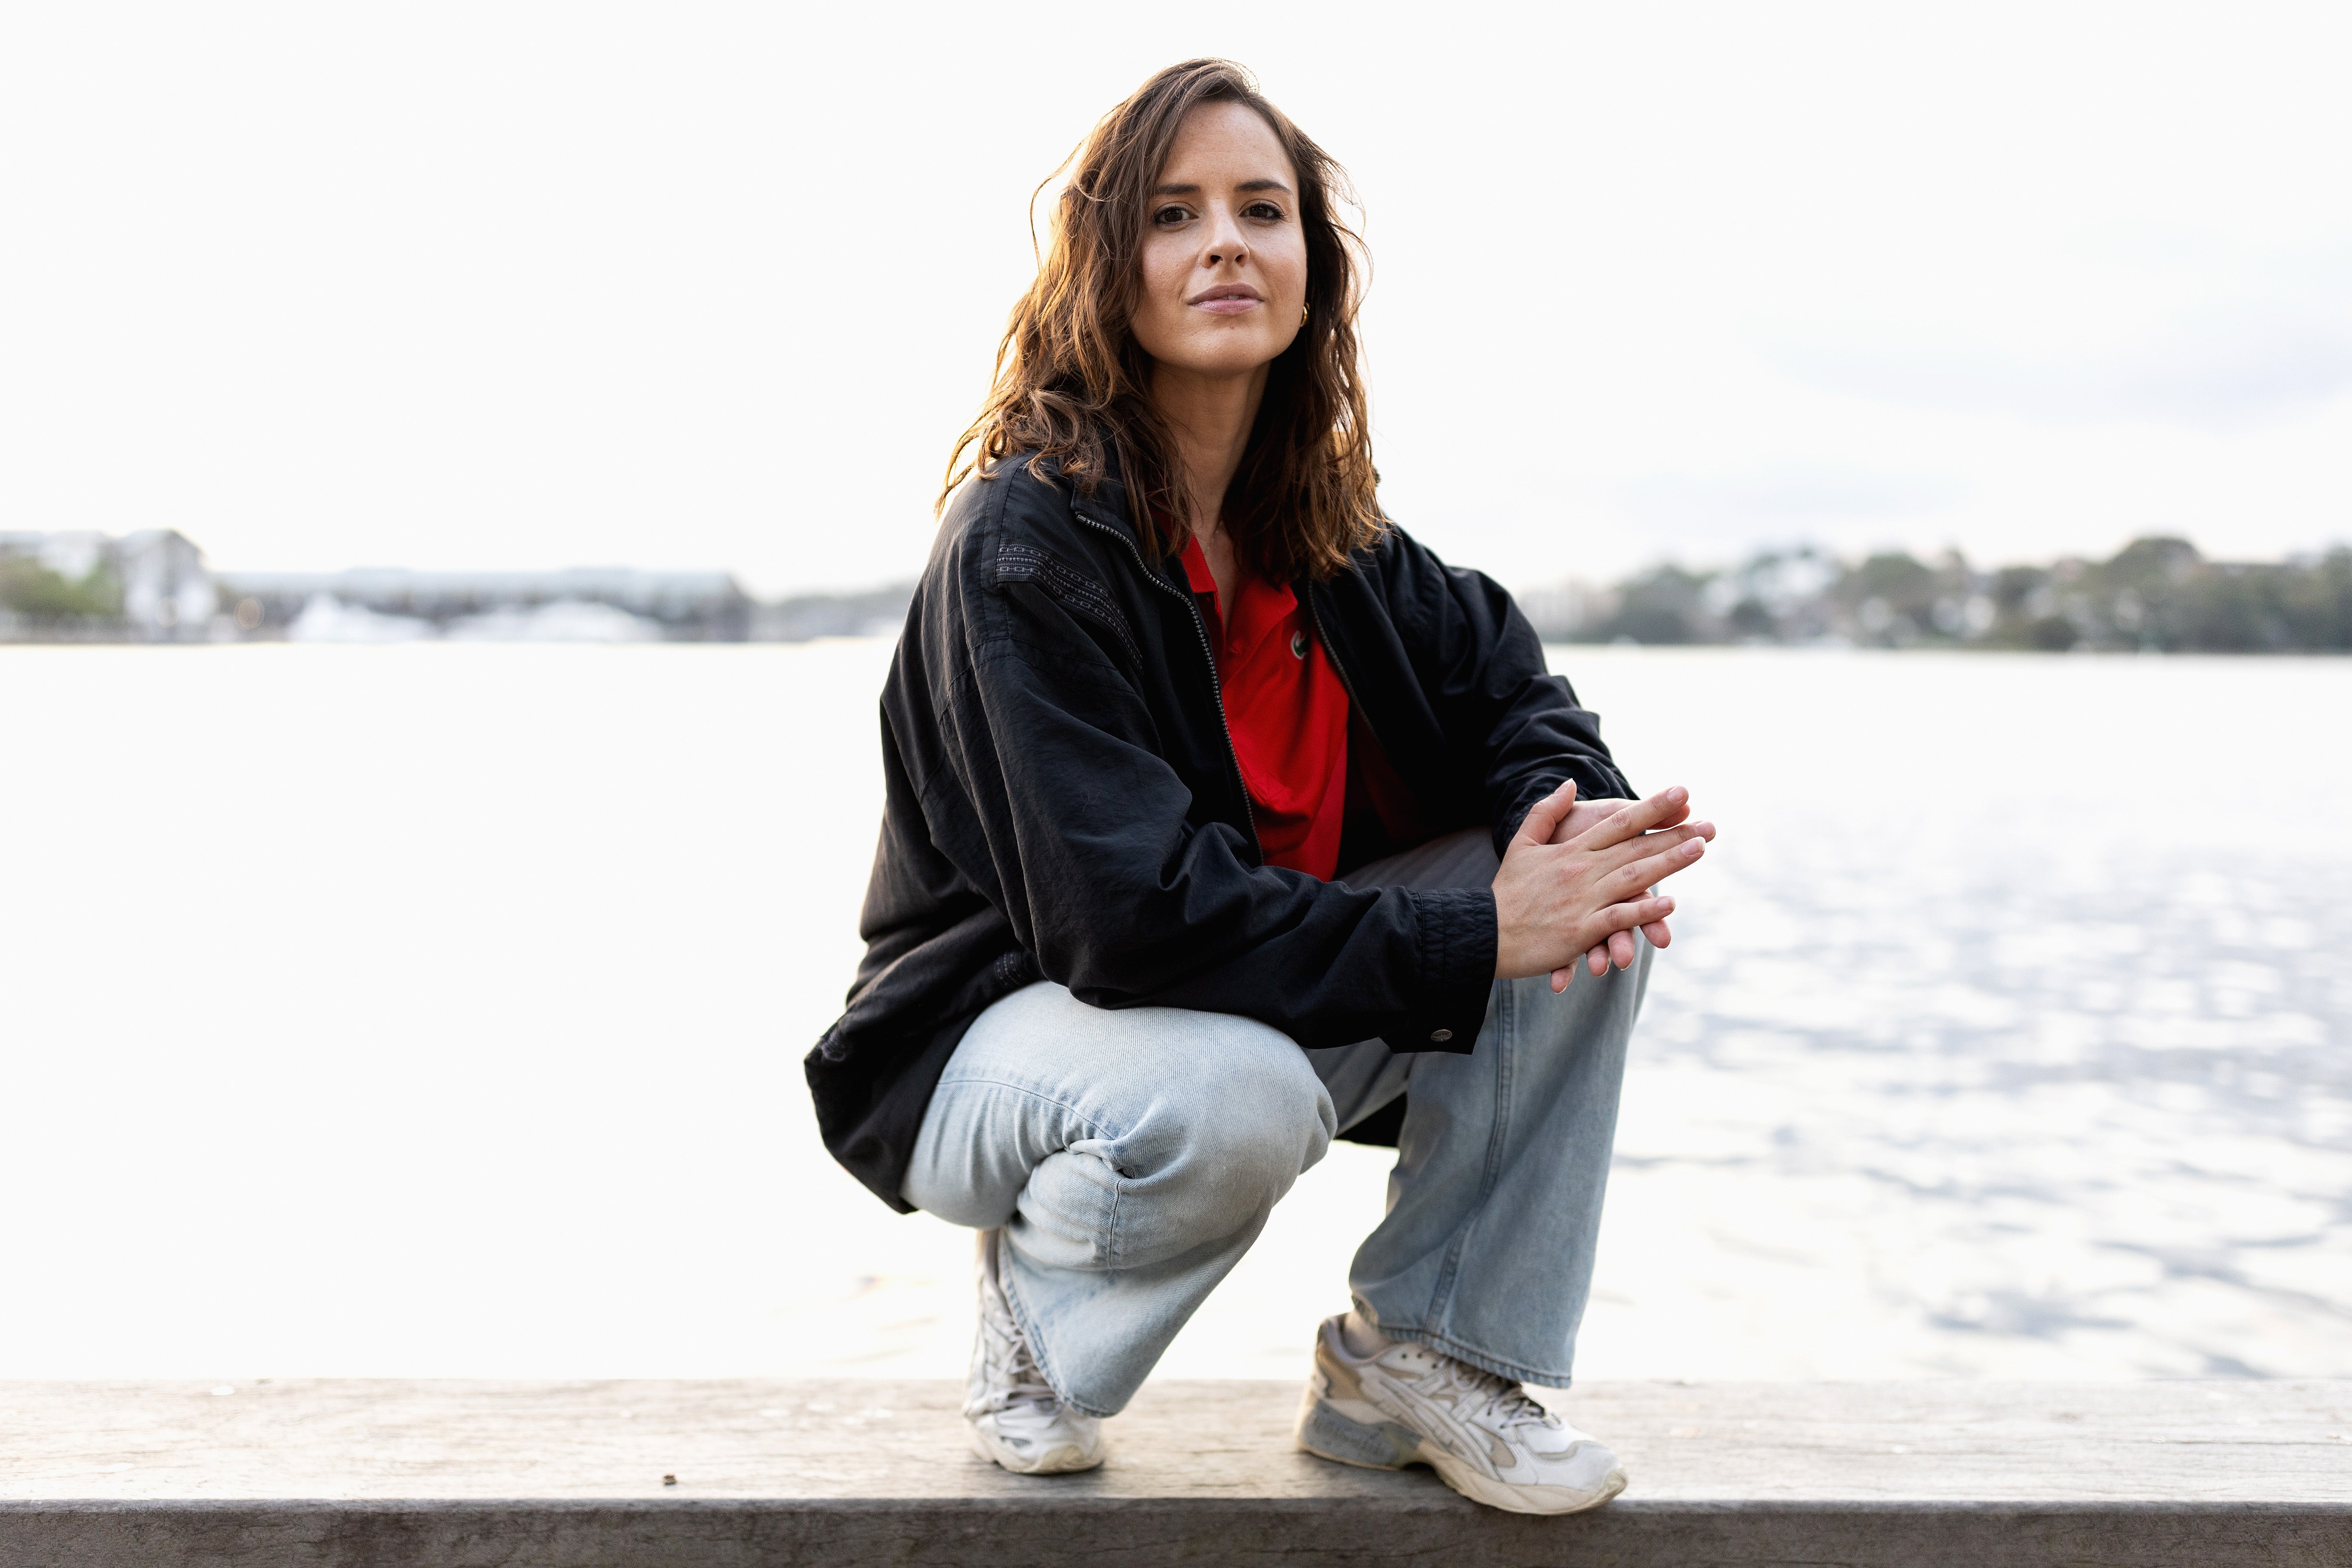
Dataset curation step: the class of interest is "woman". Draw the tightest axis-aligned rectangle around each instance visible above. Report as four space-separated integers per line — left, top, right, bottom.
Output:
808 59 1712 1516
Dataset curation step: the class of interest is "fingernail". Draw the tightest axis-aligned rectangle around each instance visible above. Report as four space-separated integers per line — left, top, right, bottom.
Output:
1666 786 1687 803
1658 897 1674 912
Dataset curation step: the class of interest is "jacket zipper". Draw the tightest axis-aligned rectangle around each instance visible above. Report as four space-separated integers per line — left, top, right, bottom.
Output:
1069 505 1263 864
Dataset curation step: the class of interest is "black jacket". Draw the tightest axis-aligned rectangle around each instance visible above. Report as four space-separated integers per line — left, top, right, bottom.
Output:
806 456 1632 1211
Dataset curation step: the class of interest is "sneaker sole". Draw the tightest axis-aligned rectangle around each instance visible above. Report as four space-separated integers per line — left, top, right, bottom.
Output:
968 1422 1105 1476
1430 1453 1628 1516
1297 1391 1627 1516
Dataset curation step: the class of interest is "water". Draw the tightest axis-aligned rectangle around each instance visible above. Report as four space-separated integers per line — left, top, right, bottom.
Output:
2 643 2346 1382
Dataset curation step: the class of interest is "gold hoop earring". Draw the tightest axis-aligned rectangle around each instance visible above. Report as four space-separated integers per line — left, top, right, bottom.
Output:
1300 304 1311 326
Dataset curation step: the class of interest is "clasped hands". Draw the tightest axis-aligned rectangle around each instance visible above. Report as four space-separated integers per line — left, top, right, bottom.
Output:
1491 781 1715 993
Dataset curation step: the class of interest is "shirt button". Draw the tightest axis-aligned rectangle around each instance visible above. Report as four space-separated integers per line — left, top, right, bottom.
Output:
1429 1028 1453 1043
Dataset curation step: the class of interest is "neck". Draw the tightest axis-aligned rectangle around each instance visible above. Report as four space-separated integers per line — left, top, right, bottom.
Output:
1149 361 1268 543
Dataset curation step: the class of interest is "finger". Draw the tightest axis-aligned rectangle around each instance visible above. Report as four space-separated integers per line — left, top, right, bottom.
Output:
1645 795 1693 831
1589 821 1714 879
1551 964 1573 992
1550 797 1631 846
1513 778 1579 849
1584 795 1693 844
1641 919 1672 948
1587 944 1609 976
1608 928 1637 970
1604 836 1708 898
1569 785 1690 851
1579 893 1674 947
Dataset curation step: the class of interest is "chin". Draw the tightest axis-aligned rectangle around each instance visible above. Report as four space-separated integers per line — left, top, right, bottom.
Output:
1164 330 1292 378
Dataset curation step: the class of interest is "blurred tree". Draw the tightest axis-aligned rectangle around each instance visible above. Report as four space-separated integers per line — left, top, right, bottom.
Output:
1834 552 1939 645
2083 536 2200 649
0 557 122 621
1594 564 1713 644
2181 565 2278 652
1544 537 2345 652
2025 614 2080 651
2276 548 2352 650
1726 595 1778 639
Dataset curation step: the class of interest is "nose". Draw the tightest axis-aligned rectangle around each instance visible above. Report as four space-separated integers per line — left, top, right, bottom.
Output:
1201 203 1248 267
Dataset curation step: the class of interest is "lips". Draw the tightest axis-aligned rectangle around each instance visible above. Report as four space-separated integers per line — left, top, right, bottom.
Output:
1190 285 1263 315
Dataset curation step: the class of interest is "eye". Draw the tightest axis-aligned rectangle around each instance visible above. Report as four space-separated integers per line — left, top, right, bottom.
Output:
1244 201 1286 222
1152 204 1191 227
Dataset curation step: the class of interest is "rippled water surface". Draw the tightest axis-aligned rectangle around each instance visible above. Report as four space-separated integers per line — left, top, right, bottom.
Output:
4 643 2346 1381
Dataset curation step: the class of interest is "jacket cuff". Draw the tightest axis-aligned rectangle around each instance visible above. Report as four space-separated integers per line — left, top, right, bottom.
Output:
1386 886 1497 1054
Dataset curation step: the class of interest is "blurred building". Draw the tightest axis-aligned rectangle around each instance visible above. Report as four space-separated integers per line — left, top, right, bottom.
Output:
119 531 215 634
0 528 215 640
749 584 912 642
7 528 919 645
213 567 754 642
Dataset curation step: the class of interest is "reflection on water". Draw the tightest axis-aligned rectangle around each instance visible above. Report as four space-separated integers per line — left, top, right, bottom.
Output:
1563 648 2352 1379
1 643 2345 1381
1601 832 2350 1377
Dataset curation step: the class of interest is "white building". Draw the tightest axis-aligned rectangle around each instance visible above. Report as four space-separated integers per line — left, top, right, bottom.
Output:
117 530 216 634
0 528 216 640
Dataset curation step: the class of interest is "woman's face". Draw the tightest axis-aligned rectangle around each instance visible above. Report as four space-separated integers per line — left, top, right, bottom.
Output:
1130 101 1308 384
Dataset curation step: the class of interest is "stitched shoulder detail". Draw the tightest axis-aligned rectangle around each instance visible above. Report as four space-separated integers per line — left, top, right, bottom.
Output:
996 541 1143 670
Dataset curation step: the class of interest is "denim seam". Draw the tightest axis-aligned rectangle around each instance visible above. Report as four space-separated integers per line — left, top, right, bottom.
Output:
1426 979 1515 1331
1102 1147 1126 1275
991 1236 1119 1421
931 1075 1117 1143
935 1076 1128 1420
1376 1323 1573 1390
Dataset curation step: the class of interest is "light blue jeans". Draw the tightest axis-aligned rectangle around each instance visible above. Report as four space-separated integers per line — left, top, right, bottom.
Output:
900 828 1652 1419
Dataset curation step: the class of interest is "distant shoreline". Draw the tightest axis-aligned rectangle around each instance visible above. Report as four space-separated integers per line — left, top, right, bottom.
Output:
8 533 2348 652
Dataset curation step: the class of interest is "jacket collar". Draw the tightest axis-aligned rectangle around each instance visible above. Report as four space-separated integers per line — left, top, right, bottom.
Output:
1048 449 1178 584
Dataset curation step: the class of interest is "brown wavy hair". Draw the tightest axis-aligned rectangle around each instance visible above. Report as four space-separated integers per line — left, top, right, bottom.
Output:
940 59 1382 582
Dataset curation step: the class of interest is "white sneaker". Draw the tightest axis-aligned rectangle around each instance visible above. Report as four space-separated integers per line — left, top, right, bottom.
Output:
964 1227 1106 1475
1295 1314 1626 1514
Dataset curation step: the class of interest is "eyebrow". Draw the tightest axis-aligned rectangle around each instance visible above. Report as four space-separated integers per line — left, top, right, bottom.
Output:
1150 178 1294 196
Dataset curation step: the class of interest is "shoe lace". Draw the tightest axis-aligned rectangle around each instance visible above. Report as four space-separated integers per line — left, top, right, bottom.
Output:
1427 1355 1558 1431
976 1287 1059 1414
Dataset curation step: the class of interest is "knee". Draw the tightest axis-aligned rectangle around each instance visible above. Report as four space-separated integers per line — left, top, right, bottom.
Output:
1117 1017 1334 1213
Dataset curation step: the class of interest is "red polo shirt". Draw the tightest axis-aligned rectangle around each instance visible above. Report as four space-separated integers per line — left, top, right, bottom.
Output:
1179 536 1351 880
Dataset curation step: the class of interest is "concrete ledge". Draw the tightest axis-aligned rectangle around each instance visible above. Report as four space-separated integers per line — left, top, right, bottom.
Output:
5 1379 2348 1566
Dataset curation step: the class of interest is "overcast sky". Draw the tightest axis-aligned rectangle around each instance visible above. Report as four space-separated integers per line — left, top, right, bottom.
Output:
4 2 2348 597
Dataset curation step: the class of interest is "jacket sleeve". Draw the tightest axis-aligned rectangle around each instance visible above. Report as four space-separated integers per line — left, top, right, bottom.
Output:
1378 530 1635 856
910 548 1495 1054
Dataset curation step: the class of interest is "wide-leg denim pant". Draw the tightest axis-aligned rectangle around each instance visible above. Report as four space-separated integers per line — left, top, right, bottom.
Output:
900 828 1651 1419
